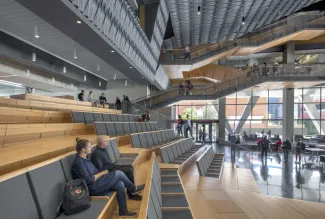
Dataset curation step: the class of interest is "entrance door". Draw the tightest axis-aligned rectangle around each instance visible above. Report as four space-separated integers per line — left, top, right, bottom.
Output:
195 122 213 143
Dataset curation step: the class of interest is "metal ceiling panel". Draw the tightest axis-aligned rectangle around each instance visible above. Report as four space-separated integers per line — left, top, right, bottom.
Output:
166 0 322 48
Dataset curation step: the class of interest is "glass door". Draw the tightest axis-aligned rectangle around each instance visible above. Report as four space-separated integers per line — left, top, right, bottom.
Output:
195 122 213 143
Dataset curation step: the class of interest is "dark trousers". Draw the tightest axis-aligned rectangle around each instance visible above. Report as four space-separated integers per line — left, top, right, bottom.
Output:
114 165 135 196
261 148 267 159
185 127 193 138
106 170 135 214
283 149 289 161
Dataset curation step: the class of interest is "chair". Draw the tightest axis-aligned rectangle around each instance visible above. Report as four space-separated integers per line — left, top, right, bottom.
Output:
106 123 117 136
117 115 124 121
60 154 76 182
122 123 131 135
141 123 147 132
145 132 154 148
110 138 137 159
95 122 108 135
94 113 104 122
136 123 143 132
110 114 118 121
139 133 149 148
129 123 137 133
131 134 142 148
84 112 95 124
122 115 130 122
102 114 111 122
0 171 39 218
115 123 125 135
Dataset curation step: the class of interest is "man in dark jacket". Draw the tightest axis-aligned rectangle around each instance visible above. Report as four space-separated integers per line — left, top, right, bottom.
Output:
78 90 85 101
282 138 292 163
296 139 305 164
261 136 270 160
91 136 141 200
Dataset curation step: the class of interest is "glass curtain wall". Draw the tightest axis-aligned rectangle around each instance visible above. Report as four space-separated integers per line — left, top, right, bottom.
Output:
294 87 324 136
225 90 283 138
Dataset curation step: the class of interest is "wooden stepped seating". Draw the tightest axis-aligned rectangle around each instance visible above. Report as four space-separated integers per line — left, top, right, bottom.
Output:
0 97 121 114
138 153 194 219
72 111 139 124
95 121 158 137
0 123 96 176
0 123 95 147
10 93 92 107
0 134 98 176
196 146 225 178
0 106 72 124
0 153 116 219
160 139 202 166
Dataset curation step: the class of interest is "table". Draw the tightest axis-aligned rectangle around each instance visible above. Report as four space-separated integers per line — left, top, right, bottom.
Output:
305 148 325 167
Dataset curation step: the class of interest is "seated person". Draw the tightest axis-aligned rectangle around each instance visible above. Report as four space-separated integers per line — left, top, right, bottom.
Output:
99 93 107 108
91 136 141 200
71 139 144 218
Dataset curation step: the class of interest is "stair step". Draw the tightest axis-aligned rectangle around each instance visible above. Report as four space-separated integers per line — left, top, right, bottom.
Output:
206 173 220 178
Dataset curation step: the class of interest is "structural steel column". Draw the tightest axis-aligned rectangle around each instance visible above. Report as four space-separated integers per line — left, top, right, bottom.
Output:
283 41 295 64
283 88 294 141
218 98 226 140
234 96 260 134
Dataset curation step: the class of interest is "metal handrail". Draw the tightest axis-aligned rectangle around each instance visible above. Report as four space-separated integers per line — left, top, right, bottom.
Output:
134 65 325 107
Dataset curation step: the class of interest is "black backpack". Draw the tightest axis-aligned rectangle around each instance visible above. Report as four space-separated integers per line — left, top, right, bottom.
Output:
59 179 91 215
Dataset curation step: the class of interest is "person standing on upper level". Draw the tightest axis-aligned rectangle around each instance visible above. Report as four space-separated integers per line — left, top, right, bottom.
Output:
184 45 191 59
78 90 85 101
185 115 194 140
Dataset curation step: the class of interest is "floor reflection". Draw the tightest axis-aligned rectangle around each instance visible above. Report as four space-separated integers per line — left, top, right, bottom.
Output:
211 143 325 203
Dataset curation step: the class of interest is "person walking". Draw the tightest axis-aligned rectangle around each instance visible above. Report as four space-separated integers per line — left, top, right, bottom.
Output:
275 138 282 154
185 115 194 140
184 45 191 59
282 138 292 163
261 136 270 160
295 139 305 164
115 97 121 110
87 91 98 107
262 63 268 76
177 115 184 136
178 83 184 95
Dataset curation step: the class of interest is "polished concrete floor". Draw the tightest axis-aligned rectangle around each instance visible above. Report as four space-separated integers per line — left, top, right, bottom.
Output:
209 143 325 204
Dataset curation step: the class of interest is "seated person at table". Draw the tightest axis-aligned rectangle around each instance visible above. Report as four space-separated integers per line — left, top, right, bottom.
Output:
71 139 144 218
275 138 282 153
91 136 141 200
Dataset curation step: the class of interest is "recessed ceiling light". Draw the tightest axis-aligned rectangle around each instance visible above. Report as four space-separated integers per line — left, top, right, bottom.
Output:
77 20 82 24
130 67 133 69
111 50 115 53
141 77 144 78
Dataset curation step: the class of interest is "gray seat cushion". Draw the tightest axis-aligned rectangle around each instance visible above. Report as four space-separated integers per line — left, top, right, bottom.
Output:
110 114 118 121
0 173 39 219
27 161 66 219
102 114 111 121
95 123 108 135
110 138 121 159
115 158 134 166
84 113 95 124
57 199 107 219
72 112 85 123
94 113 104 122
60 154 76 182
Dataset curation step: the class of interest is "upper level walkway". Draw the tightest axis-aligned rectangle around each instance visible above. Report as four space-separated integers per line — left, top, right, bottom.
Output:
134 64 325 109
161 12 325 70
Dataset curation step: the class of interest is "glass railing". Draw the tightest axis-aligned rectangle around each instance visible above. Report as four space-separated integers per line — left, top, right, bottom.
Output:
134 64 325 107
